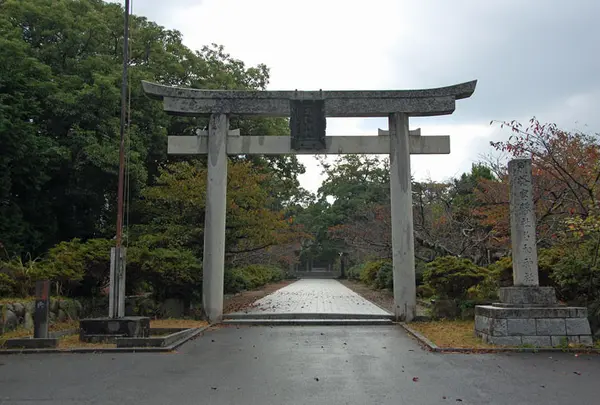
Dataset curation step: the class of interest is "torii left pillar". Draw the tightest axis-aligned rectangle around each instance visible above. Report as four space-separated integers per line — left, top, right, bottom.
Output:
203 114 229 323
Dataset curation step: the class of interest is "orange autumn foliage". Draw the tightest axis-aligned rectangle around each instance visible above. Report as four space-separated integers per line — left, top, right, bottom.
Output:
475 118 600 249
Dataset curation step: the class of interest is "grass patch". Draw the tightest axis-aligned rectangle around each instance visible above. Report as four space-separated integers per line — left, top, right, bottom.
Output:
2 318 207 350
0 296 73 305
0 297 35 305
410 320 598 350
58 334 115 349
53 319 207 349
409 320 495 349
150 319 208 329
1 320 78 340
223 280 294 314
1 320 79 348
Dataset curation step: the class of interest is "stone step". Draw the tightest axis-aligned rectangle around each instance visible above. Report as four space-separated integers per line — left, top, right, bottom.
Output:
221 318 394 326
224 312 394 320
295 273 340 279
79 333 128 343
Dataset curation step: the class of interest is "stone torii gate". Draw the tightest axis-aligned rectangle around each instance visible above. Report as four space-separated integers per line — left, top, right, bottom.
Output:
142 80 477 323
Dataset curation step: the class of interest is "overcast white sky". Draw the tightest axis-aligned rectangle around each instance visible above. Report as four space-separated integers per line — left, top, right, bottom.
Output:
123 0 600 193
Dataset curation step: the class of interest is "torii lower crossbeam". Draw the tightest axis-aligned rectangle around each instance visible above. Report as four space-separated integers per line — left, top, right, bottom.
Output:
168 132 450 155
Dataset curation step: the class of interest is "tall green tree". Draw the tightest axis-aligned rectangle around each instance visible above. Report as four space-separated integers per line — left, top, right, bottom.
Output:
0 0 305 257
294 155 389 264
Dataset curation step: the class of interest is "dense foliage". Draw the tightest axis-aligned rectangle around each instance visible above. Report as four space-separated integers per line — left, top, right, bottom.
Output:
224 265 284 294
422 256 489 300
0 0 307 306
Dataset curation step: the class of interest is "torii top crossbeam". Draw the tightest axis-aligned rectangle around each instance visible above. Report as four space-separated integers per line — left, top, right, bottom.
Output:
141 80 477 117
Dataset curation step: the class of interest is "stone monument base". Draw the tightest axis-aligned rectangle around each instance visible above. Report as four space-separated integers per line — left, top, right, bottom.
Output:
474 287 593 347
79 316 150 343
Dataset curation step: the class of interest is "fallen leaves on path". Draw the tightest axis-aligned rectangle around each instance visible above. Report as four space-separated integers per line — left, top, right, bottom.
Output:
151 319 208 329
223 280 294 314
410 320 495 349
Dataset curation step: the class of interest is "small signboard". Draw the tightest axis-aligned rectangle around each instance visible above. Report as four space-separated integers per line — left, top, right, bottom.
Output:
290 99 326 151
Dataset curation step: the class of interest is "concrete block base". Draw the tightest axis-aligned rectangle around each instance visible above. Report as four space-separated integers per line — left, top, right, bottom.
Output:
116 328 196 348
79 316 150 343
498 286 557 306
475 305 593 347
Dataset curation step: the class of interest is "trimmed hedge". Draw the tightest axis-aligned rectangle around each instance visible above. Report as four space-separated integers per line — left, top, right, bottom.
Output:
373 261 393 290
346 263 365 281
486 250 556 288
423 256 489 300
360 259 390 286
224 264 284 294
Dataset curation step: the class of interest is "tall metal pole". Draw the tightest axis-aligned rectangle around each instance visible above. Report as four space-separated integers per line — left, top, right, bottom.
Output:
109 0 130 319
116 0 130 247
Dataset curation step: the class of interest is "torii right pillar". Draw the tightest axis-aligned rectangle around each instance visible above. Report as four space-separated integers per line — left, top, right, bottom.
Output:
389 112 417 321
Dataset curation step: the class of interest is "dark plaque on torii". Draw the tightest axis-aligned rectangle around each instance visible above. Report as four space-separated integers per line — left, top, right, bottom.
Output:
289 95 326 151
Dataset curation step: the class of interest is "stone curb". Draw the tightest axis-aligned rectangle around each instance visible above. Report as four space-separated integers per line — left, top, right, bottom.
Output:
399 323 600 354
116 327 197 348
0 326 210 355
50 328 79 339
399 322 440 350
224 312 394 320
222 319 394 326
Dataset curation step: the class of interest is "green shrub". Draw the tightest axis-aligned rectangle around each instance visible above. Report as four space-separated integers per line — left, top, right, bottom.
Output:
346 263 365 281
360 259 389 286
42 238 203 303
487 251 556 288
224 268 249 294
416 284 434 298
242 264 283 288
42 238 113 296
0 254 56 297
538 247 564 286
373 261 393 290
129 246 202 302
423 256 489 300
466 282 498 302
0 273 15 297
486 256 513 287
415 259 427 286
224 265 284 294
550 240 600 308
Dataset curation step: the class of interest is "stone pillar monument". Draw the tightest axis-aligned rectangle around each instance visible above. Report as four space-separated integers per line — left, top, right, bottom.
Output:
475 158 593 347
509 158 539 286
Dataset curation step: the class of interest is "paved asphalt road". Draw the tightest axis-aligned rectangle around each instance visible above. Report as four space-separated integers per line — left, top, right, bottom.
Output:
1 325 598 405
